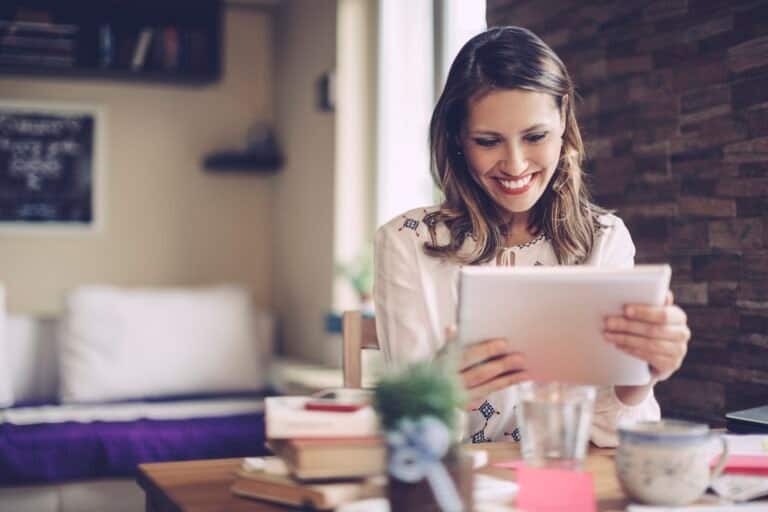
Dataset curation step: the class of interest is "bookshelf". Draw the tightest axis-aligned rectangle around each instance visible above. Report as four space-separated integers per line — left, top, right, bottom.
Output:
0 0 222 84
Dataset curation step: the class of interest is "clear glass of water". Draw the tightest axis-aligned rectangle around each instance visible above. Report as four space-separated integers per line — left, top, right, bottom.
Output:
515 381 596 470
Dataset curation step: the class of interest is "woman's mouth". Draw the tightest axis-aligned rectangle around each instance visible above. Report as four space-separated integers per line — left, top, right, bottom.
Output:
495 172 538 195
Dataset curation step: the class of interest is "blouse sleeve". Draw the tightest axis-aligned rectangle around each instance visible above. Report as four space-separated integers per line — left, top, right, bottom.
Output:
373 223 441 367
589 214 661 447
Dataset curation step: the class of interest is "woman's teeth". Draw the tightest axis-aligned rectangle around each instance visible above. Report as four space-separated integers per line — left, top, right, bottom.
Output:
498 174 533 191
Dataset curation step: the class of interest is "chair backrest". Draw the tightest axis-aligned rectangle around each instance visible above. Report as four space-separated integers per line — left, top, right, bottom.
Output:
341 310 379 388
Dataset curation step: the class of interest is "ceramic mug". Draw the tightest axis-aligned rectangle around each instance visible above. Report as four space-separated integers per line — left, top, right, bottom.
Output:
616 420 728 506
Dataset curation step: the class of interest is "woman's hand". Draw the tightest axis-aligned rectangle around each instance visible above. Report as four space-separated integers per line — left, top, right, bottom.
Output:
604 290 691 385
458 338 528 410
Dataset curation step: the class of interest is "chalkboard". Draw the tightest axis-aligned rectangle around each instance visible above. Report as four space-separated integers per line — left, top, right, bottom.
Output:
0 102 103 230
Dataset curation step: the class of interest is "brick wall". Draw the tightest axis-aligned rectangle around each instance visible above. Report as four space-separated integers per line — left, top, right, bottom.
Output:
487 0 768 425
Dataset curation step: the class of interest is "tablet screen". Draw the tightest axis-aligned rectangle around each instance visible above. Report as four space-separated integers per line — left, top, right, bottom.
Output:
456 265 671 386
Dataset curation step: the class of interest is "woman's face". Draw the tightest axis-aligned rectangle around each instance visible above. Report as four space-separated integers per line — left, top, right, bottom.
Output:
461 88 565 223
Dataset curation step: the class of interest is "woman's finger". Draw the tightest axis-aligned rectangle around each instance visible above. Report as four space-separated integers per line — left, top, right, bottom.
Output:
604 316 690 341
605 321 691 344
620 303 687 326
460 353 526 388
466 371 531 408
460 338 513 370
607 333 687 361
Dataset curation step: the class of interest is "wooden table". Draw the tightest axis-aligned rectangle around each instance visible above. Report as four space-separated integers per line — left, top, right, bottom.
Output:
137 443 628 511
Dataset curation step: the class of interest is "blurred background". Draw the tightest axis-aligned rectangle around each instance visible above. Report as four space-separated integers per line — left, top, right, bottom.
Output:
0 0 766 427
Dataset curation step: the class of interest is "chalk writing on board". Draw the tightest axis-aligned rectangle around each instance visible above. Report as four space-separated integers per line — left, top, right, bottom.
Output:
0 107 97 225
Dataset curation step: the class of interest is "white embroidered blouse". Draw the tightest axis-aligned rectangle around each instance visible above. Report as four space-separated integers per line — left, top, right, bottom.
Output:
373 206 661 447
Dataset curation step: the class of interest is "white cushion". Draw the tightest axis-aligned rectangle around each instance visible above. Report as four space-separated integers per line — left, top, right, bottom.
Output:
7 316 60 404
0 287 12 407
59 285 271 403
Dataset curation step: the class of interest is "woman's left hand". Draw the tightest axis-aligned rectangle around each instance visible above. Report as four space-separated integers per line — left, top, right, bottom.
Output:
604 291 691 381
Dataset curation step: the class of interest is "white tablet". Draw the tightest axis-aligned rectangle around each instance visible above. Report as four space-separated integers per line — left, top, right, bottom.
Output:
456 265 671 386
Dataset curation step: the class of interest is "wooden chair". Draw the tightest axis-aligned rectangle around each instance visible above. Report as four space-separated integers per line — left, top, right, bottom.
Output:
341 310 379 388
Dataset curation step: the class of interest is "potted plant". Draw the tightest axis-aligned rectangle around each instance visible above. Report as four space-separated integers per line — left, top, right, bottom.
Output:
336 246 374 314
373 359 473 511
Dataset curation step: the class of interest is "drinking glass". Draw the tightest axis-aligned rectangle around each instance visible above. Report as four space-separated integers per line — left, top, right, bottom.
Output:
515 381 596 470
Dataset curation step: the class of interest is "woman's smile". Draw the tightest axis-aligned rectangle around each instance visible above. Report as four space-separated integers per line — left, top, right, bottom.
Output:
494 171 539 195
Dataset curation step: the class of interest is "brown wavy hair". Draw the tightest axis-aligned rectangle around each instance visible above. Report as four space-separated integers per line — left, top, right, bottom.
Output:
425 26 607 265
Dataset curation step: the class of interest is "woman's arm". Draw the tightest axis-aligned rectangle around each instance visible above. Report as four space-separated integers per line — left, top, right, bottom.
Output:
375 218 528 406
373 219 445 365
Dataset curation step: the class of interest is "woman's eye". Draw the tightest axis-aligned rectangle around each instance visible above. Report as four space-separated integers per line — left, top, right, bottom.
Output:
474 138 499 147
525 132 547 143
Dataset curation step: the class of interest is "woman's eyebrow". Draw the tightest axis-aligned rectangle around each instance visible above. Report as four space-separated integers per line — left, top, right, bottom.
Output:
468 123 550 136
468 130 501 136
520 123 549 134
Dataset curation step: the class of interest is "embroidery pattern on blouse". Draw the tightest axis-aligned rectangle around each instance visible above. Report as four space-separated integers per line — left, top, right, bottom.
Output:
398 209 433 238
506 232 547 250
471 400 500 443
504 428 521 442
398 215 421 236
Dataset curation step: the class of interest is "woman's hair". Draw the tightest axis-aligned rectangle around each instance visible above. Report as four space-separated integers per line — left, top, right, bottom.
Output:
425 26 607 265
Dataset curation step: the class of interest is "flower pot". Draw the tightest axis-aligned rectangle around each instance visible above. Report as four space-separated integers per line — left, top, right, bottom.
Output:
387 447 474 511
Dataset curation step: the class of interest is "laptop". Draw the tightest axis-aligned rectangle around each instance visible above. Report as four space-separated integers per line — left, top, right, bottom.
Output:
726 405 768 434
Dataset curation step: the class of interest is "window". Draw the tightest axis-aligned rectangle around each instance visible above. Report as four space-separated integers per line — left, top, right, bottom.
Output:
376 0 486 227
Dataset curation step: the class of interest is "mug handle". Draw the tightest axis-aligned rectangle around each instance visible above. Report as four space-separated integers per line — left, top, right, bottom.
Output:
710 435 729 480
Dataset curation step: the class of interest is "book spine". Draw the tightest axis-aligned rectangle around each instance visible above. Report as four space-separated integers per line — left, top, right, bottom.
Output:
162 26 179 70
98 25 113 68
0 54 74 67
0 20 79 37
0 35 74 51
131 27 153 71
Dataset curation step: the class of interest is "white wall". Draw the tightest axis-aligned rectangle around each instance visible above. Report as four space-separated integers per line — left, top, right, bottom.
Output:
272 0 337 364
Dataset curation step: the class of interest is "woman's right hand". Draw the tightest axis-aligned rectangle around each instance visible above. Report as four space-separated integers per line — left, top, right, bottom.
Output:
459 338 528 410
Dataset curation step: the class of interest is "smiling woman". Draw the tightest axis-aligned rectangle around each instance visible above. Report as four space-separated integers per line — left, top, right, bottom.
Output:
462 89 565 238
373 26 692 447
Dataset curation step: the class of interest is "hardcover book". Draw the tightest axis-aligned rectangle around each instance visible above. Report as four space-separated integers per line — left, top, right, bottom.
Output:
268 437 386 480
231 462 384 510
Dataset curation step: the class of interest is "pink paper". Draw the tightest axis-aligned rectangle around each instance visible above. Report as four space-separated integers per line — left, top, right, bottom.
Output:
713 454 768 475
516 466 596 512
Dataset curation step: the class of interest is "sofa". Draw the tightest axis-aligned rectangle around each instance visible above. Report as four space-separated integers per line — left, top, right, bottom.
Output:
0 285 275 512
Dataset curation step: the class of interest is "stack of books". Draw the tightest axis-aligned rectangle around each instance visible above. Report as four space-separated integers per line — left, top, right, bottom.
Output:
0 20 78 68
231 395 387 509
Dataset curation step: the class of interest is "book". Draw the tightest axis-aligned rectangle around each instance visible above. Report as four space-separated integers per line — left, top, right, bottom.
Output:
98 25 113 68
161 26 179 70
265 396 379 439
268 437 386 480
231 463 384 510
131 27 153 71
0 53 74 67
0 20 79 37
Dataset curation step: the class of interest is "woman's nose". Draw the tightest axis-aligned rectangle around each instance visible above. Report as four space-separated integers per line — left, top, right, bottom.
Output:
502 142 527 175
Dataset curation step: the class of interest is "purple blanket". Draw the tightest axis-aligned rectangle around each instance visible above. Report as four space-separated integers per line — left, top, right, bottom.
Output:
0 412 267 484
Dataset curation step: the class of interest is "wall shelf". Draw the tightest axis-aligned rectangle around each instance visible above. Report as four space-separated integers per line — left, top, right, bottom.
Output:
0 0 222 85
203 151 282 173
